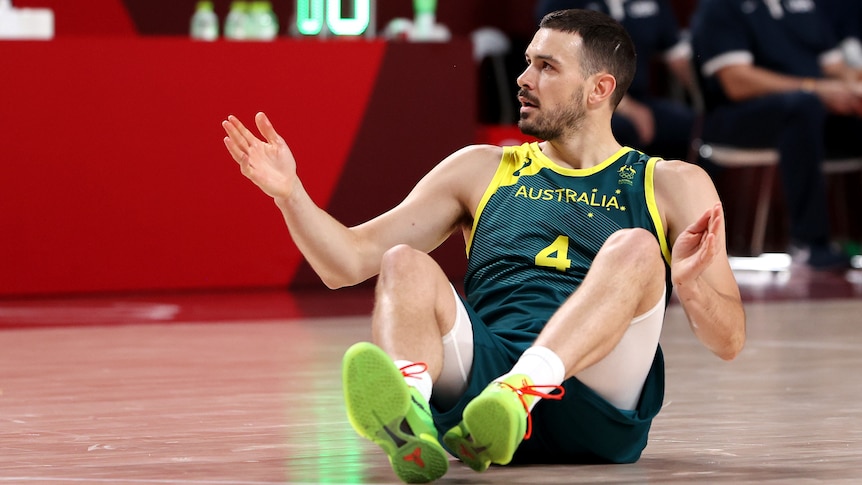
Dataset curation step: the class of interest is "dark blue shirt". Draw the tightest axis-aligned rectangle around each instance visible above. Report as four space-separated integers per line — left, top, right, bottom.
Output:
535 0 687 99
819 0 862 44
691 0 842 109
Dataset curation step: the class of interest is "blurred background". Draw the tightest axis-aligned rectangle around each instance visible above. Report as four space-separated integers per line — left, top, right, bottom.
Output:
6 0 856 301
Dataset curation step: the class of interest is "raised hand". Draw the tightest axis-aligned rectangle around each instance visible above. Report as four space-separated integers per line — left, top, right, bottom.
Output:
223 112 298 200
671 202 723 286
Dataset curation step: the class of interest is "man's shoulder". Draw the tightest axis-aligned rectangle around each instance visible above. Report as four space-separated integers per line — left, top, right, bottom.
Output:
444 144 507 167
433 144 508 187
651 159 716 200
652 159 718 209
652 159 722 243
456 143 507 156
652 159 709 182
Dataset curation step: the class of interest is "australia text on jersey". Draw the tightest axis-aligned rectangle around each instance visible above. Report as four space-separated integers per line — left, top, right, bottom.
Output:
513 186 627 212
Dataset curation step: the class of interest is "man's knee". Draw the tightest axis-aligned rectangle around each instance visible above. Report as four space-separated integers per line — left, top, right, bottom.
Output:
378 244 447 290
379 244 427 282
380 244 417 271
599 230 666 314
603 228 660 253
377 244 456 333
600 229 665 270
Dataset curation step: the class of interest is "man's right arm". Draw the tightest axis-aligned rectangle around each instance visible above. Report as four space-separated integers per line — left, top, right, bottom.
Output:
223 112 499 289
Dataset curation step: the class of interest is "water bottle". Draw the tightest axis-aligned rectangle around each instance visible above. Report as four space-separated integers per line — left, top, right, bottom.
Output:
190 1 219 41
248 1 279 40
224 1 250 40
409 0 449 42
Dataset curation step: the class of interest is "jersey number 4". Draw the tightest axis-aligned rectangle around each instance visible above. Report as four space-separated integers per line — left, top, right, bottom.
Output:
535 235 572 271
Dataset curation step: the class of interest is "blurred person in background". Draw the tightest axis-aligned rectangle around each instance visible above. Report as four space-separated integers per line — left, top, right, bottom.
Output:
691 0 862 270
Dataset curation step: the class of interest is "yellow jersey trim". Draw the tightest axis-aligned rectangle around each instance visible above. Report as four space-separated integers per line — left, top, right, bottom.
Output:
529 143 634 177
645 157 671 264
465 148 517 256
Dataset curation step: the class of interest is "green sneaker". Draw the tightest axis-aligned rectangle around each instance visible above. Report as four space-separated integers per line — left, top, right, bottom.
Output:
342 342 448 483
442 374 565 472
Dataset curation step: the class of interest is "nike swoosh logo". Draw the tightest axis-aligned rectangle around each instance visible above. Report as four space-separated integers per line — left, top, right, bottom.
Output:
513 157 532 176
411 395 432 418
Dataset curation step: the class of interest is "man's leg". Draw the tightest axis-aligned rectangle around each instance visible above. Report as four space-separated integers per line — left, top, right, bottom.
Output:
371 244 459 379
572 294 664 410
534 229 666 378
445 229 667 471
342 244 456 483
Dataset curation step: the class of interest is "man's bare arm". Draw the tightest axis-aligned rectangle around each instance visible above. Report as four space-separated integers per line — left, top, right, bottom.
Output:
223 113 497 288
656 161 746 360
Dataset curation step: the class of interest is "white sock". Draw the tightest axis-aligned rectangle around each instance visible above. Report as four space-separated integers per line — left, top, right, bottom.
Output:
394 359 433 403
496 346 566 411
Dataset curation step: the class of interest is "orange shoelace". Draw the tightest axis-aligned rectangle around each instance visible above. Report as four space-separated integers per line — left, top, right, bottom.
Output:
399 362 428 379
498 379 565 440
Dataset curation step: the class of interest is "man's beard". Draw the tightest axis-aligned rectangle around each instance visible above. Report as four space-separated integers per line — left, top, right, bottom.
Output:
518 87 586 141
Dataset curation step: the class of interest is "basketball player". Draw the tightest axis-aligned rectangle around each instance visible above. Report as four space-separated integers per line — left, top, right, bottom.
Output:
223 9 745 483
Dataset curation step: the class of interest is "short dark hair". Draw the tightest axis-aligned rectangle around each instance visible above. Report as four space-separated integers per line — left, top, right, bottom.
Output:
539 9 636 107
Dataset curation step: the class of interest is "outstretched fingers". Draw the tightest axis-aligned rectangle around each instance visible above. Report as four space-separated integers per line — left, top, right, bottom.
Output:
223 135 248 166
698 204 724 264
255 112 284 146
687 205 712 236
222 117 250 162
688 203 723 239
708 203 724 237
226 114 260 147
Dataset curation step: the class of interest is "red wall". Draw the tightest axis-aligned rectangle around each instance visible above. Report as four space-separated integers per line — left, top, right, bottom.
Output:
2 0 551 297
0 37 475 296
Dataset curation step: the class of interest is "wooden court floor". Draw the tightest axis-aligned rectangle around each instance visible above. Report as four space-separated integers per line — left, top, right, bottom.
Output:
1 267 861 484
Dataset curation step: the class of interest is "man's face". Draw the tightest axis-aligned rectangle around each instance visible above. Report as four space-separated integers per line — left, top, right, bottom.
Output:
516 29 588 141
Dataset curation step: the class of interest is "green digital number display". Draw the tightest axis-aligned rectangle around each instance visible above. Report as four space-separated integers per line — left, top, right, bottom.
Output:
296 0 371 36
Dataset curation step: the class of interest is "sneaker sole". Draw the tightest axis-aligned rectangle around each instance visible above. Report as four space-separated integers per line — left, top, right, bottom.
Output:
342 342 448 483
444 389 523 471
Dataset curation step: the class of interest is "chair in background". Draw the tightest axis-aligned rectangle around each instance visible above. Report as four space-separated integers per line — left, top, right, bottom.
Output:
690 125 862 260
690 139 780 256
823 157 862 245
686 60 862 260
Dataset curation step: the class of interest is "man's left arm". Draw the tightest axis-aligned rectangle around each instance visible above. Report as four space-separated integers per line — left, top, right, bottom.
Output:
655 161 746 360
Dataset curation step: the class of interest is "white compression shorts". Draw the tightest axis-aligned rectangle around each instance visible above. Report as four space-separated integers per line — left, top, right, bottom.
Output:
433 284 666 411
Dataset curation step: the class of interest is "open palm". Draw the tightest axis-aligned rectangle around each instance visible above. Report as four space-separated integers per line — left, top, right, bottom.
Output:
671 204 722 286
223 112 298 200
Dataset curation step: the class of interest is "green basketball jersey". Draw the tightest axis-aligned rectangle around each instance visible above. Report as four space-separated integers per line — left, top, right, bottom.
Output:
464 143 672 339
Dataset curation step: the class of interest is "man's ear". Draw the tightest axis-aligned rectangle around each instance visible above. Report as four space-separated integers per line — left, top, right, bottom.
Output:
588 72 617 106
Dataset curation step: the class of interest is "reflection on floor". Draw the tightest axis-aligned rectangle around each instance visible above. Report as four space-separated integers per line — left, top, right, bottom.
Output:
0 265 860 484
